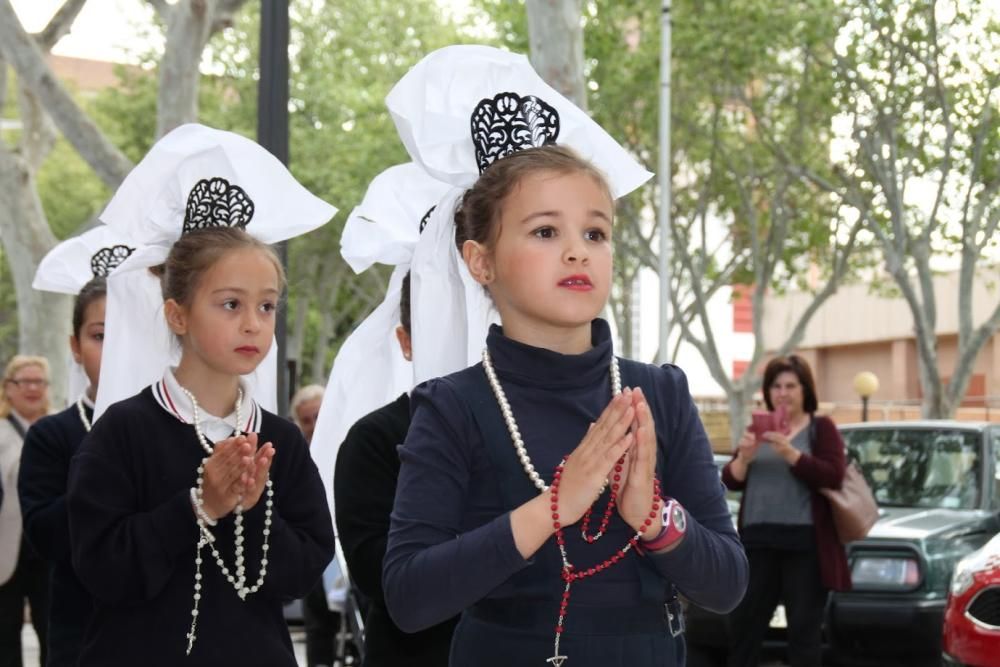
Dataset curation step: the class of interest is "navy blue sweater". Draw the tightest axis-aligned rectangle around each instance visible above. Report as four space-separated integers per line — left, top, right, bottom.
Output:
67 388 335 667
384 321 747 637
18 403 94 667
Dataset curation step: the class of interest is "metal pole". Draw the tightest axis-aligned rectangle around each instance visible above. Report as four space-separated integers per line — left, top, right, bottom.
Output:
862 396 869 422
258 0 291 416
657 0 673 364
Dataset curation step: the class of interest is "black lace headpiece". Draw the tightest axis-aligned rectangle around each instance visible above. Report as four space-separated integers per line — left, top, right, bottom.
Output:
419 206 436 234
182 177 255 234
470 92 560 173
90 245 136 278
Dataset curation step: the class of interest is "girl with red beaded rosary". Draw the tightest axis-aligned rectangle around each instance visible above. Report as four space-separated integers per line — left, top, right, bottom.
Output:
65 125 336 667
382 46 748 667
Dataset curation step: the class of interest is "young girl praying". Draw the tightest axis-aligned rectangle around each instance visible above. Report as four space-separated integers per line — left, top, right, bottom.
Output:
383 146 748 666
18 277 107 666
67 227 335 665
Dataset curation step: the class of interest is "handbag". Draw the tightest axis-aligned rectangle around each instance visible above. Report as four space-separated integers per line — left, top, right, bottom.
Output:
819 460 879 544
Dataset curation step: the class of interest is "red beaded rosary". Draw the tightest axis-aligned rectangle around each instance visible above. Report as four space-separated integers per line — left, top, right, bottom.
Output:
547 455 663 666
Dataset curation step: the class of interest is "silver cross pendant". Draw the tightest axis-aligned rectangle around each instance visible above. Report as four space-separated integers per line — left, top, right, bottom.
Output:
546 656 568 666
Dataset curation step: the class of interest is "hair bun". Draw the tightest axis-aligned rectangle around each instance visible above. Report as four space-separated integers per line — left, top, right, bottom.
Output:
148 263 166 279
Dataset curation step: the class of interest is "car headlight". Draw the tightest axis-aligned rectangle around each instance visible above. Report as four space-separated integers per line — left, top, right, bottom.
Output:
851 556 921 590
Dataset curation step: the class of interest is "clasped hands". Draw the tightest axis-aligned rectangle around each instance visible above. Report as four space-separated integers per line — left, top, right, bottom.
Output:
558 387 660 538
198 433 275 521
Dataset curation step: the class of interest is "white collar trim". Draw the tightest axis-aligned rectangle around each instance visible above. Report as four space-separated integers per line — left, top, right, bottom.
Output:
152 369 261 436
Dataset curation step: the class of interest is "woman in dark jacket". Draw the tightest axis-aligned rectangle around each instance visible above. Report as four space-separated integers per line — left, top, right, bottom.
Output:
722 355 850 667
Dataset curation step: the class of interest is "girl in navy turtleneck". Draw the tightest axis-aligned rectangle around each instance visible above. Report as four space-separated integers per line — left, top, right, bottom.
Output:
384 145 749 667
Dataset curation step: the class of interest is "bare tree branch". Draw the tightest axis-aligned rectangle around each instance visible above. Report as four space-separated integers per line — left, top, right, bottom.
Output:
0 0 132 187
36 0 88 51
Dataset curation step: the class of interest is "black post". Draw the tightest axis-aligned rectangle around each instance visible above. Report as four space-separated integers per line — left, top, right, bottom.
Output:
862 396 869 422
258 0 291 416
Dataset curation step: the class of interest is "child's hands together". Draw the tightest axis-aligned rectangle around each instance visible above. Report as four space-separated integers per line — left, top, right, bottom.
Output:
615 387 660 538
199 433 275 520
557 389 636 525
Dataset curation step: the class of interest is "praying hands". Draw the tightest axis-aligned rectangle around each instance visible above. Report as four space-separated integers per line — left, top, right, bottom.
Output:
199 434 274 520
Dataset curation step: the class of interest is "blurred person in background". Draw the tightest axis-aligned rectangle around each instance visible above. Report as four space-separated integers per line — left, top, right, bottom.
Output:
0 355 52 667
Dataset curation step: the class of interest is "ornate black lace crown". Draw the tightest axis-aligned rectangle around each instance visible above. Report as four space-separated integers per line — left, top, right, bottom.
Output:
90 245 136 277
183 177 255 235
470 92 560 173
419 206 435 234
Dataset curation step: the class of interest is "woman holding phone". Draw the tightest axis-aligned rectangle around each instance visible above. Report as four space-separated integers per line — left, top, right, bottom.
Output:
721 355 850 667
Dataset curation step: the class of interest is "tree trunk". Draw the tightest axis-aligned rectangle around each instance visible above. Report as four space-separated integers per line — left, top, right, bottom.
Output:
0 147 71 406
155 0 251 138
727 383 752 448
156 1 215 137
525 0 587 110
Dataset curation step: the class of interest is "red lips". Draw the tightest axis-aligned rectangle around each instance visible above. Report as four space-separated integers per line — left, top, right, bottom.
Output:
558 274 593 290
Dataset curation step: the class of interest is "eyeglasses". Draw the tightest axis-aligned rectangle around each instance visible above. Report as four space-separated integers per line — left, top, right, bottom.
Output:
5 378 49 389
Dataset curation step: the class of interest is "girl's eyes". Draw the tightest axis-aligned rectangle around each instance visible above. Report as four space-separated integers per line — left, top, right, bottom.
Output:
531 227 610 242
221 299 276 314
93 333 104 343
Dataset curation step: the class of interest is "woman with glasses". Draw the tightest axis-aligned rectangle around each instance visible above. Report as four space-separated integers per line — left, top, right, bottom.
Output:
0 355 51 667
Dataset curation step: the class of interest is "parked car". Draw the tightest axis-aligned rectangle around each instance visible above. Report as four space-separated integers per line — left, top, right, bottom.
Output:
686 420 1000 667
942 530 1000 666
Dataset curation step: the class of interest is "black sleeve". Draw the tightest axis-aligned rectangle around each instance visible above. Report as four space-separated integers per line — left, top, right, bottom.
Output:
18 418 73 562
255 423 337 602
333 416 399 604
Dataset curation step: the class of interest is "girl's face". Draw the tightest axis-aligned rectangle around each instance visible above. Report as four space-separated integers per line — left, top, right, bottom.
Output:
167 248 280 380
769 370 805 416
4 363 49 421
70 297 106 394
469 170 614 342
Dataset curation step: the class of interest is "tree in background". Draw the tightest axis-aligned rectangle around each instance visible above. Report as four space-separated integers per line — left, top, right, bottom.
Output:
752 0 1000 418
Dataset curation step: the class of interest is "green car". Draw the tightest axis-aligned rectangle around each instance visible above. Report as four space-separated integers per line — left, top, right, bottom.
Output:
687 421 1000 667
829 420 1000 666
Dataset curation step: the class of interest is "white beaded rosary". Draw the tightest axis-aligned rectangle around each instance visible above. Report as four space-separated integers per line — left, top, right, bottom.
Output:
181 387 275 655
76 398 92 432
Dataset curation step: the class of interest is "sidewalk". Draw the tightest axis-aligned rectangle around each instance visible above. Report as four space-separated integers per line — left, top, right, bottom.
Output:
21 624 309 666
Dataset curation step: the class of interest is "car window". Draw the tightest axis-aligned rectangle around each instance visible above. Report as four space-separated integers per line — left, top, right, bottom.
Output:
841 428 982 509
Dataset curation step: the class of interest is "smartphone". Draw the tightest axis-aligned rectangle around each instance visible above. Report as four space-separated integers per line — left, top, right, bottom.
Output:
750 405 790 440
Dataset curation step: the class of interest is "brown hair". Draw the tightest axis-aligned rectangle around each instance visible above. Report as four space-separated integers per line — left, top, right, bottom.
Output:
399 270 412 335
73 277 107 339
762 354 818 414
150 227 285 306
453 145 614 251
0 355 51 418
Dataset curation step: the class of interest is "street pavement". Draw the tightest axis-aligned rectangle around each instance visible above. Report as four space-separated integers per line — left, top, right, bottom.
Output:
20 623 309 666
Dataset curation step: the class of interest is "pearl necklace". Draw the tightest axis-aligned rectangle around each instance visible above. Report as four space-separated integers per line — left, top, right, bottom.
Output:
481 348 621 493
76 398 92 432
180 386 274 655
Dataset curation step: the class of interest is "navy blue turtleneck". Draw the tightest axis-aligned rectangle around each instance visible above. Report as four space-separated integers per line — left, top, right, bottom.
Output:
384 320 747 645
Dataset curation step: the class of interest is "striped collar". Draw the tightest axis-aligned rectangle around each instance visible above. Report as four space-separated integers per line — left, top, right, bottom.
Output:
152 369 262 441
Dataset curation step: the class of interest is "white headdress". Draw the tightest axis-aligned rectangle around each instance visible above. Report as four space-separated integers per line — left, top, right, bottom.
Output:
94 123 337 418
32 225 141 402
386 45 653 384
310 162 450 508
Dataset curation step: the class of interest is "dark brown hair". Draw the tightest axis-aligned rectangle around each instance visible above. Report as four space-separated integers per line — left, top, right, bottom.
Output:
762 354 818 414
399 270 412 335
453 144 614 251
73 277 107 339
150 227 285 306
